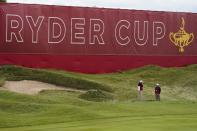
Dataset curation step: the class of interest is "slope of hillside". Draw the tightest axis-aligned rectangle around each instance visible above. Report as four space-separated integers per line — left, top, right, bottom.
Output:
0 65 197 131
1 65 197 101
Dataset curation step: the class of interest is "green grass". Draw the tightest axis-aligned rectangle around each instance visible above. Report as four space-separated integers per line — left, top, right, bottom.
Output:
0 77 5 86
0 90 197 131
0 65 112 92
0 65 197 131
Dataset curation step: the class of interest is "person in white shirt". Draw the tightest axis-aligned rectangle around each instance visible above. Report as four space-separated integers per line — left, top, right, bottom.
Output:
137 80 143 100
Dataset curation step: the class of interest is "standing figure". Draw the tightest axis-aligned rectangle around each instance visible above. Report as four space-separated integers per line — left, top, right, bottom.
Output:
137 80 143 100
155 83 161 101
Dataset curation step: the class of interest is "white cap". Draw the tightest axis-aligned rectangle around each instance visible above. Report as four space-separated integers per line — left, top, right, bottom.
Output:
156 83 160 86
139 80 143 83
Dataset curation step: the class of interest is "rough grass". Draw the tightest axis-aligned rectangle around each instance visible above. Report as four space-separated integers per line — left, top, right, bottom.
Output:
0 77 5 87
79 89 114 101
1 65 197 101
0 90 196 131
0 65 197 131
0 65 112 92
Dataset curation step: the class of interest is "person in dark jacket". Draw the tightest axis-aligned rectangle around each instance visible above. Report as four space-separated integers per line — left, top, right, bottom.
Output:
137 80 143 100
155 83 161 101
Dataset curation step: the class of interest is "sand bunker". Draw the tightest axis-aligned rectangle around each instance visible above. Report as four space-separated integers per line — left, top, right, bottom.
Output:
1 80 85 95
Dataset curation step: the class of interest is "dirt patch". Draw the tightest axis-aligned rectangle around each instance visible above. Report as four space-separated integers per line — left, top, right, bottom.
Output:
0 80 85 95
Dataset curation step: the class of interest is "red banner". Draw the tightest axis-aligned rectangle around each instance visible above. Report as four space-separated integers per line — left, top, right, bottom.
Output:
0 3 197 73
0 3 197 55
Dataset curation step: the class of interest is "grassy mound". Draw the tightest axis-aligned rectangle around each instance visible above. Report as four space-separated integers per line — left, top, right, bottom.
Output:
1 65 197 101
79 89 114 101
0 65 112 92
0 65 197 130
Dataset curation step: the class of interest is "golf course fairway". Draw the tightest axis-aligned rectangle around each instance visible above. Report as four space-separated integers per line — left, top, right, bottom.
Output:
0 65 197 131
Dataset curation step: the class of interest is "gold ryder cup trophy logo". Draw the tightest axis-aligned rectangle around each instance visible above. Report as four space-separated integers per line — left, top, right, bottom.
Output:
169 17 194 53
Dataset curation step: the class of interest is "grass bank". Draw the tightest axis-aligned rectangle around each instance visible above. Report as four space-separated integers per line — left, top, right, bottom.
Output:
0 65 197 131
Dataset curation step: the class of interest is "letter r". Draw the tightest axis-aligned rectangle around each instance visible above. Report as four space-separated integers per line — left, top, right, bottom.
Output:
6 14 23 43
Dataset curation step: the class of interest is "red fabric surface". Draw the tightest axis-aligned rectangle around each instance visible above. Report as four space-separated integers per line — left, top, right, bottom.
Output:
0 54 197 73
0 3 197 73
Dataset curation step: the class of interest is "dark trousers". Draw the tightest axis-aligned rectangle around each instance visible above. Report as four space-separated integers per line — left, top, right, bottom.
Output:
155 94 160 101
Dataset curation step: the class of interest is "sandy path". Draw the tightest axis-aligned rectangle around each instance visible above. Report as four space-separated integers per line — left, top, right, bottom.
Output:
1 80 85 95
